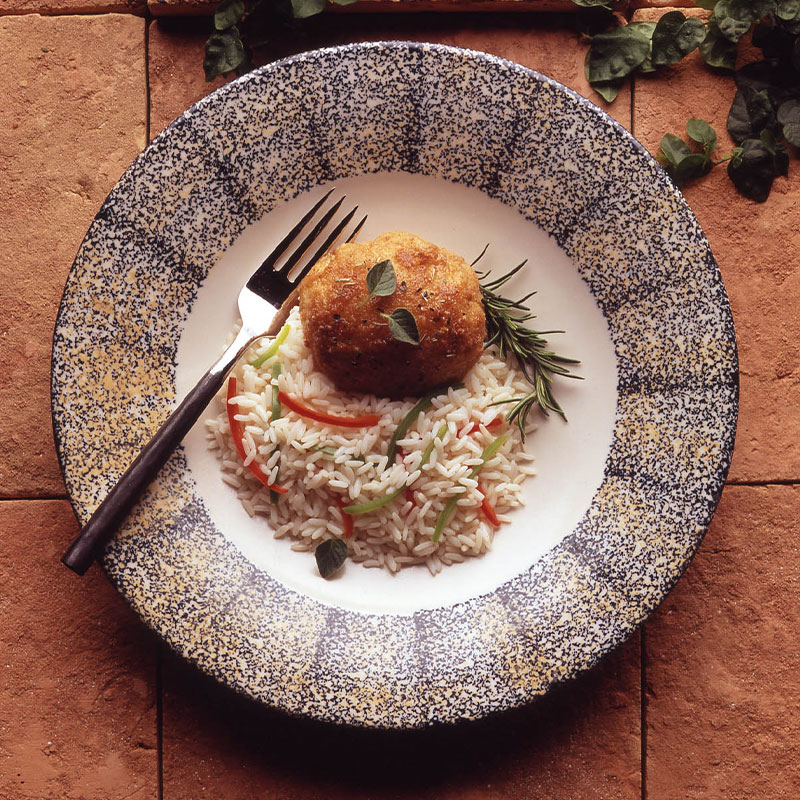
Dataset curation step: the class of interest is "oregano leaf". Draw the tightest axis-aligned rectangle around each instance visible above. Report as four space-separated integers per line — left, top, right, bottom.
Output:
592 79 625 102
291 0 326 18
727 86 777 143
686 118 718 153
651 12 707 66
715 0 757 42
382 308 420 345
777 0 800 19
700 18 739 69
585 24 654 84
365 259 397 300
314 538 348 579
203 26 246 81
778 98 800 146
727 137 779 201
659 132 692 165
214 0 244 30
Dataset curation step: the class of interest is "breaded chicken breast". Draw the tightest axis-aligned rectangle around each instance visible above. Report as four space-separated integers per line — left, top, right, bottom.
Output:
298 232 486 398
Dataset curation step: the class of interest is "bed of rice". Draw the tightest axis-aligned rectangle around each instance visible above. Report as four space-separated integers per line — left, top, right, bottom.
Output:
205 306 536 575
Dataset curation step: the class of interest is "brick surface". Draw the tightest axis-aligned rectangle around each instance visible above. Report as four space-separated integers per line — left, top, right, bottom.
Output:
633 8 800 483
0 14 147 497
645 485 800 798
162 634 641 799
0 501 158 799
150 0 591 16
0 0 143 13
150 17 630 137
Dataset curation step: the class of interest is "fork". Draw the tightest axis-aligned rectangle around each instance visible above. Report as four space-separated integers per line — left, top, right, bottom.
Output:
62 189 366 575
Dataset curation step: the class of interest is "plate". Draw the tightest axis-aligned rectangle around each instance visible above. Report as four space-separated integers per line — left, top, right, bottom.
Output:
51 41 738 728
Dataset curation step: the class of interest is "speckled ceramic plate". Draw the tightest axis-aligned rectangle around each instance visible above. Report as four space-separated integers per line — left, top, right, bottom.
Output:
51 41 738 728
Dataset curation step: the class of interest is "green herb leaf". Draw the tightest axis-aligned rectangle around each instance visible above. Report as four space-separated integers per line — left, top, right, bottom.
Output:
715 0 757 42
214 0 244 30
203 26 247 81
686 118 718 152
291 0 326 16
314 538 348 579
694 0 718 9
365 259 397 300
382 308 420 345
727 86 777 143
778 98 800 146
585 24 654 84
651 12 707 66
479 257 579 438
727 137 783 201
778 0 800 19
331 0 358 4
659 132 692 165
592 79 625 102
570 0 613 7
699 18 738 70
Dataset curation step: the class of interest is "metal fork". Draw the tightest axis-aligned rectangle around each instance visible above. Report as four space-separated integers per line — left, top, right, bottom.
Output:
62 190 366 575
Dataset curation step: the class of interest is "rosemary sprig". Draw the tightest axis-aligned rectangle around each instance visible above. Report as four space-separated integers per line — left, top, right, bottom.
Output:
475 248 581 440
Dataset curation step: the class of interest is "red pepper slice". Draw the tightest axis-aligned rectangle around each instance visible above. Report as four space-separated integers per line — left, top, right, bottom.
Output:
477 483 501 527
227 377 288 493
335 497 354 539
459 418 503 437
404 487 417 507
277 392 381 428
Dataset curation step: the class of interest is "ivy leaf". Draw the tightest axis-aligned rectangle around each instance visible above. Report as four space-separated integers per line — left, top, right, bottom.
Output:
365 259 397 300
214 0 244 30
291 0 326 17
715 0 757 43
727 86 778 142
382 308 420 345
686 118 718 153
585 24 654 84
203 26 246 81
778 98 800 145
727 137 781 201
651 11 707 66
314 538 348 579
700 18 739 69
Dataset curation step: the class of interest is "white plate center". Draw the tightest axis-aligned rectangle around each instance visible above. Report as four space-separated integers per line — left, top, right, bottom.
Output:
178 173 617 614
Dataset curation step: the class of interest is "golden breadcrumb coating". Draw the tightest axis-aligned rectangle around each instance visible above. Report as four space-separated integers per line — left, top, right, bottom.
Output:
298 232 486 398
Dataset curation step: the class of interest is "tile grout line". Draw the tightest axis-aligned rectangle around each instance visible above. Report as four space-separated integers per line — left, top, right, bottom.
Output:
641 624 647 800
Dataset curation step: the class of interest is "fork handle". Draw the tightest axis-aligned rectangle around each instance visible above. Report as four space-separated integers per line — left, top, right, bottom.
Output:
61 327 256 575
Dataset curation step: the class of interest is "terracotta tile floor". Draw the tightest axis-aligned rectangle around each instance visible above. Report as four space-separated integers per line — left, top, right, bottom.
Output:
2 8 799 799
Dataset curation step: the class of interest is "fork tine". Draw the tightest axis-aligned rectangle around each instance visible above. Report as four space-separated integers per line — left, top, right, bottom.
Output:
346 214 368 243
277 195 346 276
258 188 335 271
293 206 362 284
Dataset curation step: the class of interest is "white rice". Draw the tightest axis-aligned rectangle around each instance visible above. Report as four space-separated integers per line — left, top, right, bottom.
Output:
205 306 536 575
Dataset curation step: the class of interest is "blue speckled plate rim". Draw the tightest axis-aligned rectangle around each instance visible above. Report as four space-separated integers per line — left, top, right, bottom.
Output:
50 40 739 728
